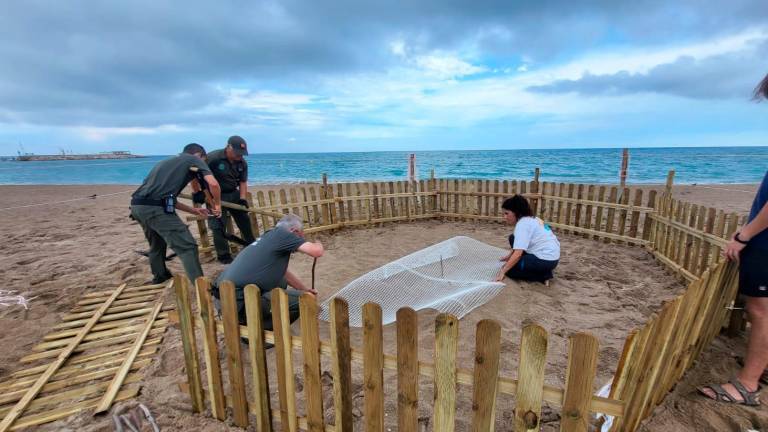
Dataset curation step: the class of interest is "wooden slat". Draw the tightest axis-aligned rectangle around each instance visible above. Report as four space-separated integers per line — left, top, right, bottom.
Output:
574 184 584 229
212 323 624 418
0 360 150 406
0 375 142 418
300 294 323 432
94 300 163 414
471 319 501 432
194 278 226 420
559 333 598 432
433 313 458 432
617 187 630 239
244 284 273 431
397 308 419 432
604 187 618 242
0 284 128 432
641 190 657 242
363 303 384 432
515 324 548 432
8 387 139 431
273 289 298 432
220 281 249 428
173 274 205 413
331 298 353 432
20 325 167 363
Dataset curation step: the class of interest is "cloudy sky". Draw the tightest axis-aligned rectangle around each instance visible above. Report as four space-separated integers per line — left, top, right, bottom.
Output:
1 1 767 155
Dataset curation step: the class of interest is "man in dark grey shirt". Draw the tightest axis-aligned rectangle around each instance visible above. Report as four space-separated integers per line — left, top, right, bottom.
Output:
131 143 222 284
213 213 324 329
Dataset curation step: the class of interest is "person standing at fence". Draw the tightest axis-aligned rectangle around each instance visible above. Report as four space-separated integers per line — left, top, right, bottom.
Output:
211 213 324 331
131 143 222 284
699 74 768 405
206 135 255 264
496 194 560 284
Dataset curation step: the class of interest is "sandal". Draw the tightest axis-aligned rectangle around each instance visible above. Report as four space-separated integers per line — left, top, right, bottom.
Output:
735 356 768 385
698 379 761 406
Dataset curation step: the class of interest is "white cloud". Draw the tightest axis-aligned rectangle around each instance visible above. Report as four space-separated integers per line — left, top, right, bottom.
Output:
73 125 183 141
413 54 487 78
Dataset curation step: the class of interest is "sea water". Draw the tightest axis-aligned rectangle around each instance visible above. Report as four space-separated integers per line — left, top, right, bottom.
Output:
0 147 765 185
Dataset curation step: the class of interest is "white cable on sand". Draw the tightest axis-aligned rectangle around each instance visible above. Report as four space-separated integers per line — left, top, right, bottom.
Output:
0 291 37 309
0 190 133 212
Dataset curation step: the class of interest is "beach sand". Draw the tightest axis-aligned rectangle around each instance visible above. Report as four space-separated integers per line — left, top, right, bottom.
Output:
0 182 762 431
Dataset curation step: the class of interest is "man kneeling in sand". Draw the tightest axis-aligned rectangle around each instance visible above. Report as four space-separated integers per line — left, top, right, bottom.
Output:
212 213 324 330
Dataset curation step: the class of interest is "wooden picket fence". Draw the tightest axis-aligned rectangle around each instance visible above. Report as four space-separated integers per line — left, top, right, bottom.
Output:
174 276 625 432
607 260 739 431
177 171 744 431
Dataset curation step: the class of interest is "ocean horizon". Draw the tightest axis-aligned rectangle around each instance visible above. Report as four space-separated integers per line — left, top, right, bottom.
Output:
0 146 766 186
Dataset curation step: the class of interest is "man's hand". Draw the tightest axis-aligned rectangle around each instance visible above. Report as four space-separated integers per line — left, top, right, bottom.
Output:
302 287 318 297
494 271 506 282
499 254 510 262
724 233 747 262
192 207 210 218
210 205 222 218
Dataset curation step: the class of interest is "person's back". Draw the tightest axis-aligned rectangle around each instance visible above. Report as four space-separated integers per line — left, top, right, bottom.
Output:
513 216 561 261
216 226 305 292
133 153 206 200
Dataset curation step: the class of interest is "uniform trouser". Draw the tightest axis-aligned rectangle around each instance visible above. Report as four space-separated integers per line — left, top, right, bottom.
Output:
131 205 203 283
506 234 559 283
208 191 256 257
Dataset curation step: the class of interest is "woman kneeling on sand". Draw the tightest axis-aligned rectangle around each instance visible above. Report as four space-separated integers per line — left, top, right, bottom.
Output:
496 195 560 284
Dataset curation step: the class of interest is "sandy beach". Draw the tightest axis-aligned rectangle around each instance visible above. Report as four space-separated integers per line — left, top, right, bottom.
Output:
0 182 762 431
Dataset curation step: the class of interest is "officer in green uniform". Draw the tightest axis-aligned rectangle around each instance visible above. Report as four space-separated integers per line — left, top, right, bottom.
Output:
130 143 222 283
207 135 255 263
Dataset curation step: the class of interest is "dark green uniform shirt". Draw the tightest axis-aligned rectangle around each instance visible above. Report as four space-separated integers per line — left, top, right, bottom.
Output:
132 153 211 200
207 149 248 193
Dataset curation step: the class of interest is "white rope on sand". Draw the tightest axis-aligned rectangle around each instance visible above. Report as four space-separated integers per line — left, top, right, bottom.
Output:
0 291 37 309
0 190 133 212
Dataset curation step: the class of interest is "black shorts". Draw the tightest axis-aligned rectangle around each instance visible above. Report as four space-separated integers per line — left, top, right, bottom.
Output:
739 246 768 297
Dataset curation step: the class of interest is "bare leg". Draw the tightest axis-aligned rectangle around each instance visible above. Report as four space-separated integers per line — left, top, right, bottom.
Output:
701 296 768 400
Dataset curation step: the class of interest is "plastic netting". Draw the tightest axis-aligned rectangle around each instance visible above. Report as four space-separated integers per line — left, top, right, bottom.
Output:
319 236 507 327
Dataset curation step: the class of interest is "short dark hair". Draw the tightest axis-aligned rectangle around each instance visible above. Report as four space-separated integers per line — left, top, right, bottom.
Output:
182 143 207 156
502 195 533 219
754 73 768 101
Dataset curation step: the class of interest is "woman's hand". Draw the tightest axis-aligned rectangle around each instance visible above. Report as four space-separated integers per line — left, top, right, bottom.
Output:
495 271 506 282
724 232 747 262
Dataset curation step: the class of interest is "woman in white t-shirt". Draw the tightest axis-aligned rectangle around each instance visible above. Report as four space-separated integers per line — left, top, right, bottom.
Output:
496 195 560 283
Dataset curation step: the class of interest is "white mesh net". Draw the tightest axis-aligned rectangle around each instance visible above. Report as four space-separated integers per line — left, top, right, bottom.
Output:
319 236 507 327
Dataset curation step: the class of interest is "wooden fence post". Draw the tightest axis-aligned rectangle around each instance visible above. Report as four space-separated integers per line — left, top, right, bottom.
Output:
363 303 384 432
273 289 298 432
471 320 502 432
560 333 598 432
219 281 249 428
515 324 548 432
194 278 225 420
664 170 675 197
397 308 419 432
331 298 353 432
244 284 273 431
174 276 204 414
433 313 458 432
619 148 629 188
299 294 324 432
